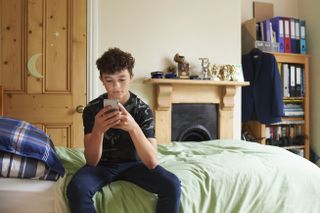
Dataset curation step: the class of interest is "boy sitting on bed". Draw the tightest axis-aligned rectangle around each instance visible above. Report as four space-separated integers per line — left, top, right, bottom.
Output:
67 47 181 213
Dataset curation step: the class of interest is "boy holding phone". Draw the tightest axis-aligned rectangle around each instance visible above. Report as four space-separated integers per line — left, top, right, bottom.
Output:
67 48 181 213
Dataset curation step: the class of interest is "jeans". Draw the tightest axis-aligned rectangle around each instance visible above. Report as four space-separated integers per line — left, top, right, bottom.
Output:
67 161 181 213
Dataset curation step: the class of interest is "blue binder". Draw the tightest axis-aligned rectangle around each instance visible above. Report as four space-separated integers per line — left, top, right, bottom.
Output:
271 16 285 53
290 18 296 53
300 20 307 54
264 19 272 42
295 19 301 53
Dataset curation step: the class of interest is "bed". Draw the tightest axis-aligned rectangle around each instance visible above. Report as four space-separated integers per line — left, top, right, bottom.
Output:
0 178 56 213
2 139 319 213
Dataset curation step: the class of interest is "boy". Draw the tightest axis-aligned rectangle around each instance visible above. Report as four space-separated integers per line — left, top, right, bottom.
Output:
67 48 181 213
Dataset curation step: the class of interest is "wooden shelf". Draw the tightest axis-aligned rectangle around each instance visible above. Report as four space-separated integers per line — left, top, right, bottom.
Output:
281 117 304 122
242 53 310 160
271 52 310 64
283 97 304 101
144 78 249 86
282 145 305 150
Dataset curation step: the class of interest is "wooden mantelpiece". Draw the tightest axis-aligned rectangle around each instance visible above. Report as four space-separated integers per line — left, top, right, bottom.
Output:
144 78 249 144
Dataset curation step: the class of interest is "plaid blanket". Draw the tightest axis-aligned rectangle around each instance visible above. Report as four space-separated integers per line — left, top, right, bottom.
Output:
0 117 65 176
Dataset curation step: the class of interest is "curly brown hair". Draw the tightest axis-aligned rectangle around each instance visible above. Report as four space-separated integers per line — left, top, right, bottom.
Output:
96 48 135 76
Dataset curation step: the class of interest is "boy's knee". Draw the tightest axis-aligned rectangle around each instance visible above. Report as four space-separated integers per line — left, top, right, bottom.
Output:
161 173 182 198
67 180 79 198
67 179 89 200
169 175 182 197
153 166 182 197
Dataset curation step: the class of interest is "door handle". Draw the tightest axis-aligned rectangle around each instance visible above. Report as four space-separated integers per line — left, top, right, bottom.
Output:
76 105 85 113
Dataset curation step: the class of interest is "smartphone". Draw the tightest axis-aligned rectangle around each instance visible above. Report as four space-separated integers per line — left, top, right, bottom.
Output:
103 99 119 112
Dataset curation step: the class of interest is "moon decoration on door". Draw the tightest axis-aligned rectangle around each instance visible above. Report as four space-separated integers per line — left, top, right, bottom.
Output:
27 53 44 78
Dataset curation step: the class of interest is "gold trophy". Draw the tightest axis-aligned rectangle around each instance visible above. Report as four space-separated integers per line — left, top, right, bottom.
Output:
174 53 190 79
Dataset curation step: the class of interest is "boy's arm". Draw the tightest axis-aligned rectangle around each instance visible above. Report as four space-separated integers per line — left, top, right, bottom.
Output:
84 106 120 166
115 104 158 169
129 127 158 169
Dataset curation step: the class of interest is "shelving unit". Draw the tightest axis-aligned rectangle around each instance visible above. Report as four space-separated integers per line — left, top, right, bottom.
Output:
243 53 310 159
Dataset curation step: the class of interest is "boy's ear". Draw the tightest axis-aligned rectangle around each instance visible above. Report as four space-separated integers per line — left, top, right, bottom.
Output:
99 75 102 82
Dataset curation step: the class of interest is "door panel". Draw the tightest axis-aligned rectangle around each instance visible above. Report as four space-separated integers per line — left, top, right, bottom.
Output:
27 0 44 93
46 0 69 92
1 0 26 92
46 125 71 147
0 0 87 148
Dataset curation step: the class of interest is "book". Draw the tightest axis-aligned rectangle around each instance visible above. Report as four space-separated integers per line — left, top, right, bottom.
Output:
290 18 297 53
300 20 307 54
295 65 302 96
282 63 290 97
284 17 291 53
270 16 285 52
289 64 296 96
295 19 301 53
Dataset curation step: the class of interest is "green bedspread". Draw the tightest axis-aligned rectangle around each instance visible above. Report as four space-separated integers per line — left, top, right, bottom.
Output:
54 139 320 213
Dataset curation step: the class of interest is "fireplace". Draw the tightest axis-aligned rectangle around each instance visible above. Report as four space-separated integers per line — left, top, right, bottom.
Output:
172 103 218 141
144 78 249 144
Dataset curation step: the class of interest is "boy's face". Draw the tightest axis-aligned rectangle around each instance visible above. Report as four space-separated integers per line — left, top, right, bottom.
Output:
100 69 132 103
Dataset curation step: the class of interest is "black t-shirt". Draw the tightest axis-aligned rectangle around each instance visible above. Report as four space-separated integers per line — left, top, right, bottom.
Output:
82 92 155 164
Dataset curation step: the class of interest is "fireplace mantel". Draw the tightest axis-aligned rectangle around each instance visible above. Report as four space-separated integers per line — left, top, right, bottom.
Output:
144 78 249 144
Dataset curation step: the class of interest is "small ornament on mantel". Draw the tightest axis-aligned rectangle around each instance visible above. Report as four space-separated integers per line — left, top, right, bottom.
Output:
167 65 176 73
174 53 190 79
209 63 244 82
199 58 210 80
209 64 220 81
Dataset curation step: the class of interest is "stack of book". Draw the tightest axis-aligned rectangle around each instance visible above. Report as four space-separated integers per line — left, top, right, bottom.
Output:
265 124 304 147
284 103 304 117
256 16 307 54
289 148 305 157
280 63 305 98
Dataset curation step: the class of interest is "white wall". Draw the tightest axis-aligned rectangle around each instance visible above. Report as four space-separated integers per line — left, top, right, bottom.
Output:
91 0 242 139
298 0 320 165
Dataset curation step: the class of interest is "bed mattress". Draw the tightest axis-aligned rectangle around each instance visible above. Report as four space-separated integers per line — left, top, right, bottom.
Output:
55 140 320 213
0 177 55 213
2 140 320 213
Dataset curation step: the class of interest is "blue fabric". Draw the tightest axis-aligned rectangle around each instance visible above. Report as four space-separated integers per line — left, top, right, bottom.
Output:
67 162 181 213
242 50 284 124
0 152 60 180
0 117 65 176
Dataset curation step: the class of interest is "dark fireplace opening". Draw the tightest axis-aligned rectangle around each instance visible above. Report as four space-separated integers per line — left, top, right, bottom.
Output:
172 103 218 142
177 124 212 141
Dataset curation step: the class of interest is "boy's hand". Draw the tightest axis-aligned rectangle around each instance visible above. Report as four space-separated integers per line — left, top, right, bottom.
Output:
92 106 120 134
113 103 138 132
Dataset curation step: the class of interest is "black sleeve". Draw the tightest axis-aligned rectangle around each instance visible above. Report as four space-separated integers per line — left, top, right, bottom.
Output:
82 105 95 135
136 105 155 138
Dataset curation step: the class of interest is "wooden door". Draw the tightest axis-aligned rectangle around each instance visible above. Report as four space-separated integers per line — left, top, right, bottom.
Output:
0 0 87 148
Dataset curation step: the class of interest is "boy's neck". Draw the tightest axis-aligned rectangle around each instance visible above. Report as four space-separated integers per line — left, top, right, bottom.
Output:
120 92 130 104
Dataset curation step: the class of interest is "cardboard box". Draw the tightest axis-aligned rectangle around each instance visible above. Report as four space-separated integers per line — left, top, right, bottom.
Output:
253 1 274 23
241 18 279 54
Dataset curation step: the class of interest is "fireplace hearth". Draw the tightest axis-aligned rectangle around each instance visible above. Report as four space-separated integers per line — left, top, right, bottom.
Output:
172 103 218 142
144 78 249 144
